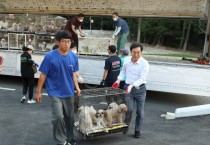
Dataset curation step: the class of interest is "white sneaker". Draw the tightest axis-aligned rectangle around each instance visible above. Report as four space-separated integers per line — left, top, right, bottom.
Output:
20 96 26 103
27 99 36 104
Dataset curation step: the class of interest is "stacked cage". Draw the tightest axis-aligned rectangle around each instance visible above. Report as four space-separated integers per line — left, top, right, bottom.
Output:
74 87 129 139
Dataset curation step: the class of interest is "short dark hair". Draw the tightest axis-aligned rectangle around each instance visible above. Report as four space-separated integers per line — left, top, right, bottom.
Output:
108 45 116 53
22 46 29 51
78 13 85 18
112 12 119 16
55 30 72 42
70 43 77 48
52 44 59 50
130 42 143 52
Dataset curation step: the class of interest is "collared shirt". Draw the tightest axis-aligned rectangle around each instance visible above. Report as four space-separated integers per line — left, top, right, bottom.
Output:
118 57 149 88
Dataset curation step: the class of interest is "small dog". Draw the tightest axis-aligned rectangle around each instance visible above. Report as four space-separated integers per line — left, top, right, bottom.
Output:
78 106 94 134
95 109 106 129
114 104 128 123
104 103 128 126
108 102 118 110
103 109 113 128
89 106 97 124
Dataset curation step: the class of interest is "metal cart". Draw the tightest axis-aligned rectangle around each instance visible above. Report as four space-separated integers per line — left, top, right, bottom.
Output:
74 87 129 139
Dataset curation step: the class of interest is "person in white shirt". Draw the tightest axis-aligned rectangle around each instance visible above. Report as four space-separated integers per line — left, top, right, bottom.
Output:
112 42 149 138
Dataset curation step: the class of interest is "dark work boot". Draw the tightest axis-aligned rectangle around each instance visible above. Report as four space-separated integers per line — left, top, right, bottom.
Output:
133 131 141 138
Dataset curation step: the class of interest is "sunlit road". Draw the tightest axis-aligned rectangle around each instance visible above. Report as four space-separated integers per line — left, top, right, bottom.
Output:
0 75 210 145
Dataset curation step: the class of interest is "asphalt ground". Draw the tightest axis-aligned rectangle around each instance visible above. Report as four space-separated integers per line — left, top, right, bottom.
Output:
0 76 210 145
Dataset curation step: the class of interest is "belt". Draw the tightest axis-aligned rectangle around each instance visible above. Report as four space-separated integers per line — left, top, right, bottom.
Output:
126 83 145 87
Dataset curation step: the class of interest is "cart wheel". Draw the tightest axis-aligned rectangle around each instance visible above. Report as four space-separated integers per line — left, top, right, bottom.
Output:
123 128 128 134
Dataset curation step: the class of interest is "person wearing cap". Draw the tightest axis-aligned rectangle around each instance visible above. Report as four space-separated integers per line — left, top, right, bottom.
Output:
35 30 80 145
100 45 121 103
112 12 129 56
119 49 130 90
65 13 85 51
112 42 149 138
20 45 37 104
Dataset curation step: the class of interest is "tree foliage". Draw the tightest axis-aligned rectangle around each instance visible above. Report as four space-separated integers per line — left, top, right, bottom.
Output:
82 16 207 51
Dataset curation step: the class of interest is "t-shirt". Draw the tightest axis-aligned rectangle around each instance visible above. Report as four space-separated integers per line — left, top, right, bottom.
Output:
120 55 129 80
114 18 129 33
104 55 121 84
39 50 79 98
20 52 34 78
65 16 82 34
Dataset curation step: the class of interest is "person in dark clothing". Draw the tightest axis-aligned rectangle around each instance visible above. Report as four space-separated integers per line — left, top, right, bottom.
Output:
65 13 85 51
100 45 121 103
20 45 37 104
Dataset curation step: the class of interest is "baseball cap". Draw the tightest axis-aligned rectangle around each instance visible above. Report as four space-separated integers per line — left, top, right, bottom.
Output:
27 45 34 50
107 45 116 53
120 49 129 55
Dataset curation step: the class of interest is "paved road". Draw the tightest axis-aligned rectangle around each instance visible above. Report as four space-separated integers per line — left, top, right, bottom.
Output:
0 76 210 145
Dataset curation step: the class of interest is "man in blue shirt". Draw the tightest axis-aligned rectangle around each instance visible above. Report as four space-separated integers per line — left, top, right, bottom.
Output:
112 12 129 55
35 30 80 145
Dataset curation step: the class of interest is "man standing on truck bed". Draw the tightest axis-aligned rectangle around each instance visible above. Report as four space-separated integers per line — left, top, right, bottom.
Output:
111 12 129 56
65 13 85 52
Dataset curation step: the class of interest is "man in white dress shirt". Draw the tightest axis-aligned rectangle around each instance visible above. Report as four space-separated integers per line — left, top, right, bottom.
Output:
112 42 149 138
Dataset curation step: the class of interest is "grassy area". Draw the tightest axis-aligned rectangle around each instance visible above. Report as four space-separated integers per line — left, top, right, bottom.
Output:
144 53 199 58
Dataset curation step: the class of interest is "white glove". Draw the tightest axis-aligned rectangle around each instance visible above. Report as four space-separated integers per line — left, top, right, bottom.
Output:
80 33 85 37
77 76 84 84
126 84 134 93
112 35 115 40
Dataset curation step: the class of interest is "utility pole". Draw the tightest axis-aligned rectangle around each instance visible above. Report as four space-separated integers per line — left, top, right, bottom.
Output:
203 0 210 58
137 18 142 43
183 20 191 52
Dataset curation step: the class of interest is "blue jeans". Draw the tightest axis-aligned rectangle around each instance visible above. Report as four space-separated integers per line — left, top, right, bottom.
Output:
124 85 146 133
51 96 75 144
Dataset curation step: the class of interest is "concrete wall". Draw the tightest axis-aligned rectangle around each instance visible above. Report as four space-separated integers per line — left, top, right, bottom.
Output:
0 0 208 18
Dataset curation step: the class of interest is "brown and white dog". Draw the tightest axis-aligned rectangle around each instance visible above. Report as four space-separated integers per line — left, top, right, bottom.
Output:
95 109 106 129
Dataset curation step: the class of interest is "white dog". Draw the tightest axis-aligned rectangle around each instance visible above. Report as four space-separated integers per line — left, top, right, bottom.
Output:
78 106 94 134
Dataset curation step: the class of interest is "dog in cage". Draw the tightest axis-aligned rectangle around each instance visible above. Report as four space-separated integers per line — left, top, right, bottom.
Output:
104 103 128 126
108 102 119 110
114 104 128 123
94 109 106 129
78 106 95 134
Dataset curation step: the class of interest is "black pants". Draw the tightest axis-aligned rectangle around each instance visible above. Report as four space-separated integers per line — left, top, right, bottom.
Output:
22 77 34 100
72 32 79 51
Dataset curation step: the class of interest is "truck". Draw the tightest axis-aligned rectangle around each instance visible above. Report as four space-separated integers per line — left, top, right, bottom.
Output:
0 0 210 97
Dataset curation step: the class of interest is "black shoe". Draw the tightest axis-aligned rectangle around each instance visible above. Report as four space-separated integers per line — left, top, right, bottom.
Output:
69 139 76 145
133 131 141 138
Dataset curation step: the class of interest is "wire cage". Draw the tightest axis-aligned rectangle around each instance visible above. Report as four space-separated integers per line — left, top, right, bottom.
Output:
74 87 129 139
